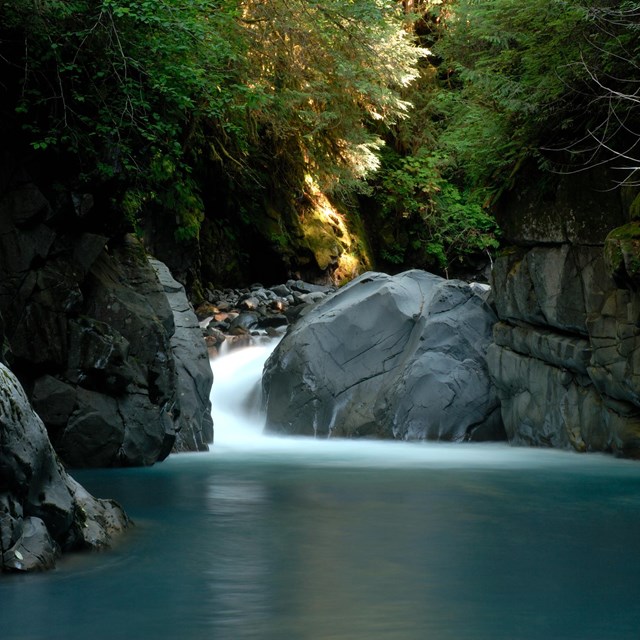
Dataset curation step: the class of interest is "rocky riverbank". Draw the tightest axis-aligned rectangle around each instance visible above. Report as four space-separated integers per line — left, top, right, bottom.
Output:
4 155 640 574
1 363 129 573
0 160 212 571
195 280 337 354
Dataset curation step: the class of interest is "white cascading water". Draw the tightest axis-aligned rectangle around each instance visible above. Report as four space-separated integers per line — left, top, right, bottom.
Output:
209 339 279 450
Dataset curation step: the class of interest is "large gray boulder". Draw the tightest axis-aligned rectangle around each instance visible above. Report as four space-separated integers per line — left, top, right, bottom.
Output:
262 270 504 441
0 363 129 573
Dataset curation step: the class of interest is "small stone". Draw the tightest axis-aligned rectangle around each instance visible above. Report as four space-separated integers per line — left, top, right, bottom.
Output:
239 296 260 311
270 284 291 297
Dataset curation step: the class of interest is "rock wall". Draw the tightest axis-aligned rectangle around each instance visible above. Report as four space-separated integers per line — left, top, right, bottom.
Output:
0 161 213 467
150 259 213 452
488 169 640 457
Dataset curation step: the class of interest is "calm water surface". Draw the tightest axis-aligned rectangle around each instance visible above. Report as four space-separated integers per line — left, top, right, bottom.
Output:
2 344 640 640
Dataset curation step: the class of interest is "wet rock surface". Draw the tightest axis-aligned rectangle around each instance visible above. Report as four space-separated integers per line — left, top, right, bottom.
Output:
261 270 504 442
0 363 129 573
150 260 213 452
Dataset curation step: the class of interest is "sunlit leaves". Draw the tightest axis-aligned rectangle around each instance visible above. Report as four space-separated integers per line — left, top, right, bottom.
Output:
434 0 640 184
237 0 425 191
1 0 425 236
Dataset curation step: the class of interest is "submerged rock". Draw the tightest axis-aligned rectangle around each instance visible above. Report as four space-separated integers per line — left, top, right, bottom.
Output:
262 270 504 441
0 363 129 573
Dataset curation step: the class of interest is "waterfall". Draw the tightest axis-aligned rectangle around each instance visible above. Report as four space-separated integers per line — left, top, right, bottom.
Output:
209 339 279 449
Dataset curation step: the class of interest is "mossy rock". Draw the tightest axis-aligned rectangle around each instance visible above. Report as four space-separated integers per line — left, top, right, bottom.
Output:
498 245 521 257
302 217 340 271
604 222 640 289
629 192 640 221
229 185 373 285
258 205 297 257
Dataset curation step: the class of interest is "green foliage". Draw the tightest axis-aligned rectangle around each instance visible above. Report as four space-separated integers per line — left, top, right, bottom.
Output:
371 0 640 277
377 150 442 220
380 245 405 265
430 182 500 265
0 0 424 238
433 0 589 190
433 0 640 187
2 0 248 233
4 0 639 285
373 145 499 273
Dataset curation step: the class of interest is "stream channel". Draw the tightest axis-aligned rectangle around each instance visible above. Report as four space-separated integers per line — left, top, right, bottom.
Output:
3 340 640 639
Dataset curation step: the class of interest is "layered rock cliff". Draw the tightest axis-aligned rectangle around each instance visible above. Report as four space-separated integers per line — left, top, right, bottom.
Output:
488 170 640 457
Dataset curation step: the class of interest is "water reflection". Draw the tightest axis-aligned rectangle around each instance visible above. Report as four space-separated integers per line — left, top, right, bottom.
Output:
203 480 272 638
2 452 640 640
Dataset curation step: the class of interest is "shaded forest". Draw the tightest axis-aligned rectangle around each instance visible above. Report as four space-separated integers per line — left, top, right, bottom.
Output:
1 0 638 293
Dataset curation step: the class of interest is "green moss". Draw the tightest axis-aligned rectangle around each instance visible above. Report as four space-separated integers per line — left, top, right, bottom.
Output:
629 193 640 221
604 222 640 286
237 183 373 285
607 221 640 241
345 209 374 266
302 217 339 270
498 245 520 257
255 204 298 259
604 241 624 275
301 195 374 281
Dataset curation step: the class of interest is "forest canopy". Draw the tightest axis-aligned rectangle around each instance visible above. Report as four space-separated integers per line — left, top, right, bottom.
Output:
0 0 423 237
1 0 639 277
369 0 640 273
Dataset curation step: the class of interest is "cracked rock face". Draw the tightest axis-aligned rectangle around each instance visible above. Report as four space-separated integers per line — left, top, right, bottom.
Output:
0 168 213 467
149 259 213 452
489 247 640 457
262 270 504 441
486 167 640 457
0 363 129 573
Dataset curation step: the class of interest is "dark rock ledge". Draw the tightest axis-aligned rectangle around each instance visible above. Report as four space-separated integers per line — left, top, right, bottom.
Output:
0 161 214 466
1 363 129 573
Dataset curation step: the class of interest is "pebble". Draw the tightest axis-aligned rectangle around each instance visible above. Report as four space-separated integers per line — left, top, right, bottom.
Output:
197 280 337 354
